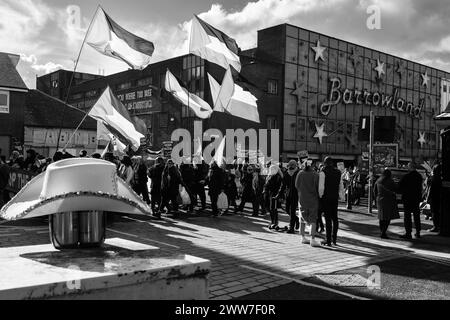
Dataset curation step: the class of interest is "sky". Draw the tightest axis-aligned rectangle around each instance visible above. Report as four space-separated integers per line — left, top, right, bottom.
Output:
2 0 450 89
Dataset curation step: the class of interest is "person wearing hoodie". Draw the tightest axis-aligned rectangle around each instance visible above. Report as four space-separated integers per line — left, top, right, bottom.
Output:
277 160 300 233
264 164 283 229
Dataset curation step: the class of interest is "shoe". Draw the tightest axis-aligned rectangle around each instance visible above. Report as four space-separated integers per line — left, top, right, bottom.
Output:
324 242 332 247
268 224 274 229
301 236 309 244
310 239 321 247
400 234 412 240
428 227 439 233
415 232 421 239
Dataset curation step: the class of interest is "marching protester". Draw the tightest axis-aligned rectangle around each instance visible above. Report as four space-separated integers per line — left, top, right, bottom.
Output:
374 168 399 239
118 156 134 186
180 162 195 212
296 160 321 247
427 162 442 233
399 161 423 239
277 160 300 234
252 165 266 217
237 164 255 213
160 159 182 217
148 156 165 218
223 167 238 214
7 150 23 169
206 160 225 217
192 158 208 211
264 164 283 230
319 157 344 246
132 156 150 205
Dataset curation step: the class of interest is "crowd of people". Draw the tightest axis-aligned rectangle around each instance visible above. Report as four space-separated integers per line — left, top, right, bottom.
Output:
0 146 444 246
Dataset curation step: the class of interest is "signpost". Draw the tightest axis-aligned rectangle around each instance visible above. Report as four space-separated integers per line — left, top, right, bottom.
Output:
368 111 374 214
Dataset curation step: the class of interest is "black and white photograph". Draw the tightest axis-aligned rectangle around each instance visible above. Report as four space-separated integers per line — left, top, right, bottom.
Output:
0 0 449 310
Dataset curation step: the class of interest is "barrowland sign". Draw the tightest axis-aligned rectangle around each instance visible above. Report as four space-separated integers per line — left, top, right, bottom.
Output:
320 78 425 119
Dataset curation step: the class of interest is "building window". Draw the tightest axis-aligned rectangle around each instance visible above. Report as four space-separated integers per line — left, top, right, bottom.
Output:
117 82 132 91
137 77 153 87
268 80 278 95
0 90 9 113
267 116 278 129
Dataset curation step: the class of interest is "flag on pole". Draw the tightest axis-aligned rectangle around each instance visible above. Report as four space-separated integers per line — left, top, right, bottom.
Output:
208 69 260 123
189 15 241 72
86 7 154 70
164 69 213 119
89 86 144 151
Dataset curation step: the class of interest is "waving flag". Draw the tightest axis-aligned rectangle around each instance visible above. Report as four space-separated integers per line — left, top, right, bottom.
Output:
89 86 144 151
208 69 260 123
189 15 241 72
213 136 226 167
164 69 213 119
86 7 154 70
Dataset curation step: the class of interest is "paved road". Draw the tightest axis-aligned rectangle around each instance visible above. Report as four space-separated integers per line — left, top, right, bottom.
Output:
0 202 449 300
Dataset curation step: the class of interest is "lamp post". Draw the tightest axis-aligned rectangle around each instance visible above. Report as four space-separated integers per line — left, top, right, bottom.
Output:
368 111 374 214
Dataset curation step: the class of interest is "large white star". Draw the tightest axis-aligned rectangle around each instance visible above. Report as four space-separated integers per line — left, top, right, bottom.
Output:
421 71 430 87
374 59 385 78
417 132 426 148
313 122 328 145
311 40 326 62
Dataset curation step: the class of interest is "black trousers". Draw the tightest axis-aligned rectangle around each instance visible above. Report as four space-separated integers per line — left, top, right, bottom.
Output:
404 202 421 234
267 196 278 225
252 194 266 216
430 200 440 229
323 199 339 244
210 192 219 215
379 219 390 236
151 191 161 212
238 191 254 212
160 194 178 213
286 198 299 230
192 184 206 208
133 183 150 204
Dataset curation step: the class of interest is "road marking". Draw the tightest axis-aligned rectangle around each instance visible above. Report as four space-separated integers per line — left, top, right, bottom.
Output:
239 265 371 300
107 228 180 249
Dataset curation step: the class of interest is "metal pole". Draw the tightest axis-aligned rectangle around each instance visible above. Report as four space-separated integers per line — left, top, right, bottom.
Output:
368 111 374 214
56 5 100 151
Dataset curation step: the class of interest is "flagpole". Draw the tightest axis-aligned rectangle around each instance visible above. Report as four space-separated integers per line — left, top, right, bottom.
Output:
56 5 100 151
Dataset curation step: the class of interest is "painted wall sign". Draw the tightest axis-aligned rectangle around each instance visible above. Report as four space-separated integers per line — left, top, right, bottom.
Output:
320 78 424 119
373 143 399 174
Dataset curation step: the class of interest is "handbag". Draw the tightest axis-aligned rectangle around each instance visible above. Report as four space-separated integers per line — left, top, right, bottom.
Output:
179 186 191 205
217 192 228 210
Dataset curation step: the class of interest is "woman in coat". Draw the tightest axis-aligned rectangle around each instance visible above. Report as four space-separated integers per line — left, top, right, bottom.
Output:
374 168 399 239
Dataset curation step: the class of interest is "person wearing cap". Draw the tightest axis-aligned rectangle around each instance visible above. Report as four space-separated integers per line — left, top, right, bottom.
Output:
296 160 321 246
318 157 344 246
277 160 300 233
398 161 423 239
148 157 165 217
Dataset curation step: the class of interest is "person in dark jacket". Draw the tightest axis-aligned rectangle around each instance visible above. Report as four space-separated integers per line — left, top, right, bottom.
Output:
224 170 238 214
277 160 300 233
192 159 208 210
180 162 195 212
206 161 224 216
0 156 10 207
148 157 165 217
160 159 182 216
237 164 255 213
319 157 344 246
252 166 266 217
374 169 399 239
427 163 442 233
399 162 423 239
132 157 150 205
265 165 283 229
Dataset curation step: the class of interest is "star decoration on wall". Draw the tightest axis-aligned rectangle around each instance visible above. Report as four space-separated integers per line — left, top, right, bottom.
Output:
345 135 357 148
311 40 326 62
290 81 305 104
313 122 328 145
348 48 359 67
396 61 406 78
374 59 385 78
421 71 430 87
417 132 426 148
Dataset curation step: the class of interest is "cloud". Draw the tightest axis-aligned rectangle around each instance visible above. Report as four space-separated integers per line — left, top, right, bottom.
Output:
31 62 63 74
